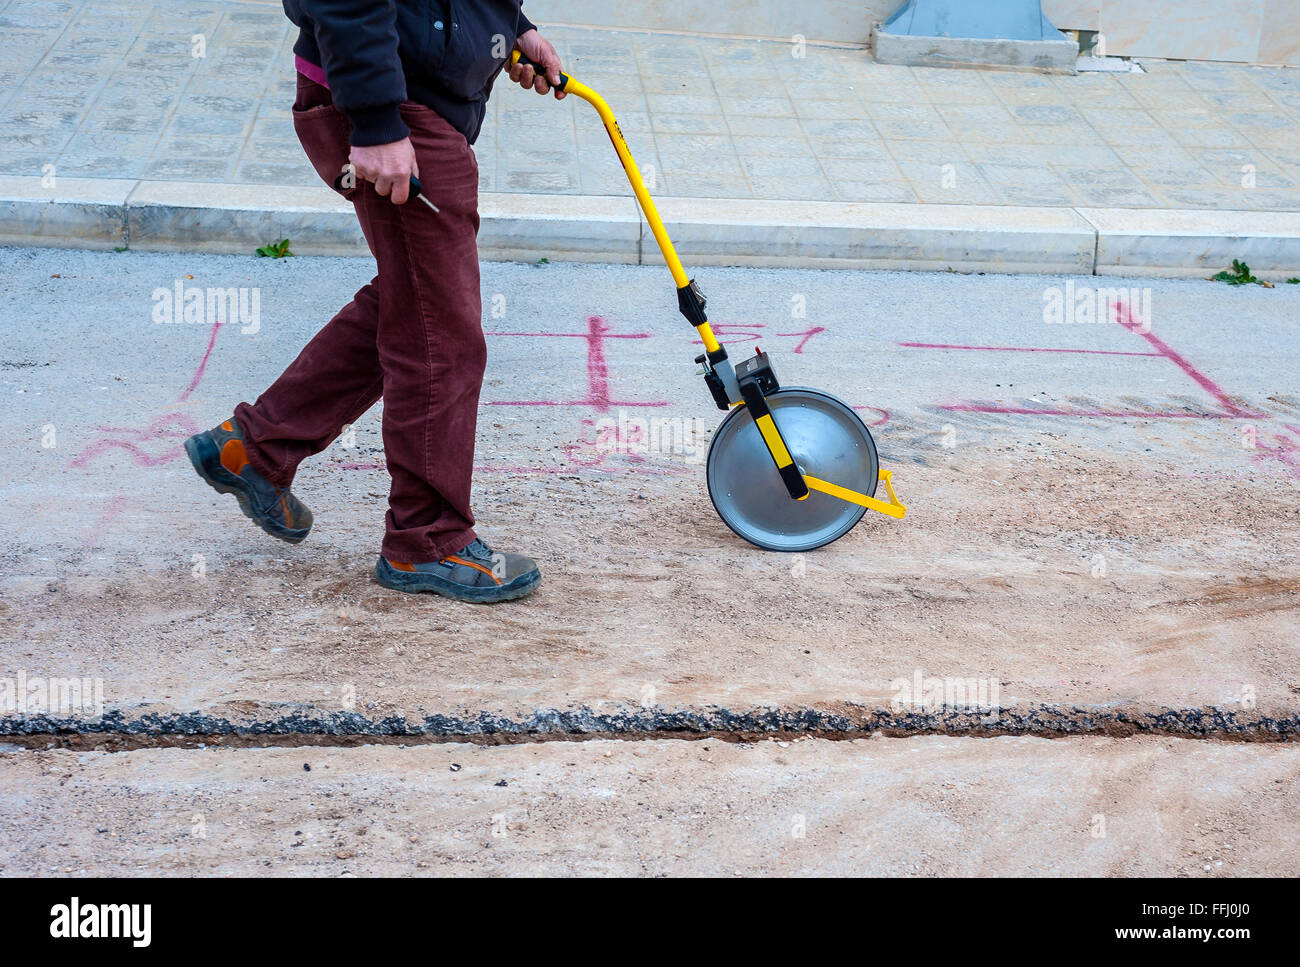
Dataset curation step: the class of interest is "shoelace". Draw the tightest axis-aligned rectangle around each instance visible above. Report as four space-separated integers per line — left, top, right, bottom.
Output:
459 538 495 563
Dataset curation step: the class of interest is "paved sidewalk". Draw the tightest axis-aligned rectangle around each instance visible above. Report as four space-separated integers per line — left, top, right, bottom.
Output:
4 0 1300 275
6 0 1300 208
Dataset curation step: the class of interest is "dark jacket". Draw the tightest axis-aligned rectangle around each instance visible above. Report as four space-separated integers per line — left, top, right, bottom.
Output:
283 0 535 146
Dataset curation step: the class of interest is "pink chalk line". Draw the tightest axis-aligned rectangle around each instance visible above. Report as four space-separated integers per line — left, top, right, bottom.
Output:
487 315 667 412
334 461 690 477
176 321 223 403
903 302 1268 420
1115 302 1265 419
68 321 222 470
899 342 1161 358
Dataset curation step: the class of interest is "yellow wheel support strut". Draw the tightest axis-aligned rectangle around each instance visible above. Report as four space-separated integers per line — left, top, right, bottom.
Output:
509 52 905 522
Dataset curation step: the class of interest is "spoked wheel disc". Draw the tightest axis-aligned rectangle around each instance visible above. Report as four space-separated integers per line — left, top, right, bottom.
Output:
706 387 879 552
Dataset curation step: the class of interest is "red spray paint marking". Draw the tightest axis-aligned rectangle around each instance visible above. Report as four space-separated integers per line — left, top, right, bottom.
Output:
69 412 201 469
81 494 129 545
68 322 221 470
899 342 1161 358
98 494 129 522
776 326 826 354
175 321 223 402
1114 302 1265 419
1251 431 1300 479
335 460 689 477
692 323 827 354
941 404 1240 419
903 303 1268 420
74 493 131 548
695 322 762 345
852 405 891 426
476 463 690 477
563 417 645 467
559 414 709 469
487 315 667 412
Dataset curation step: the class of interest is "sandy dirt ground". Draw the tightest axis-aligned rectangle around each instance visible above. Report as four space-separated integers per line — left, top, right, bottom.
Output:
2 248 1297 726
2 248 1298 874
2 736 1297 876
4 438 1298 724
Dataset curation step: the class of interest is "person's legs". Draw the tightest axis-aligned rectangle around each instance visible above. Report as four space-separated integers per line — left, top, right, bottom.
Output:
231 76 489 564
233 74 384 488
355 102 485 564
352 118 542 601
233 282 384 487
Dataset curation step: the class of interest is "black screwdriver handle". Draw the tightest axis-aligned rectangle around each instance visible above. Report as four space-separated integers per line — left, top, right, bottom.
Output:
331 168 429 205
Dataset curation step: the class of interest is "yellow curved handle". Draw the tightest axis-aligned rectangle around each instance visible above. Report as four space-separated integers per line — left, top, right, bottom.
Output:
508 50 720 354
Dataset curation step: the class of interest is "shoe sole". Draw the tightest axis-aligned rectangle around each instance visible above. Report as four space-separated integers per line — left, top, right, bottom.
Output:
184 432 311 544
373 556 540 604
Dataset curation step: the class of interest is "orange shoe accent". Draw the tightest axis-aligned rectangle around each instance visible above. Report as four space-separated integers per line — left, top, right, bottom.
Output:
445 554 503 586
221 420 234 431
388 560 416 572
220 438 250 475
280 495 292 529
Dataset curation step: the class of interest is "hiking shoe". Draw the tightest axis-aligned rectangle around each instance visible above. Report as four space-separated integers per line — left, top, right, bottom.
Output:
184 417 313 544
374 538 540 603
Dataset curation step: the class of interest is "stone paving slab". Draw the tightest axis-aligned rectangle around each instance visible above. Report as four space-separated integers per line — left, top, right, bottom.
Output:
5 0 1300 215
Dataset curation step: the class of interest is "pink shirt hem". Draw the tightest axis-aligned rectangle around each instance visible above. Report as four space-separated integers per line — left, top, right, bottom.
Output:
295 54 329 89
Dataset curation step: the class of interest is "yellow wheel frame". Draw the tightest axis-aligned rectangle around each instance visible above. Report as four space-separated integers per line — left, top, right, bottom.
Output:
509 51 905 521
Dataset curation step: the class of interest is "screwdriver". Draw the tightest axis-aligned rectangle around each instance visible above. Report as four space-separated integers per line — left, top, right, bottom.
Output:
408 174 440 213
331 168 439 213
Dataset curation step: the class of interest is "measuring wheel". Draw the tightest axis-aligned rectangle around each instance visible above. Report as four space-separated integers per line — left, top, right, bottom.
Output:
706 387 880 552
510 49 906 549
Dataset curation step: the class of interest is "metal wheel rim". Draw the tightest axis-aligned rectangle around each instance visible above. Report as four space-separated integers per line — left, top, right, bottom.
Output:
706 387 878 552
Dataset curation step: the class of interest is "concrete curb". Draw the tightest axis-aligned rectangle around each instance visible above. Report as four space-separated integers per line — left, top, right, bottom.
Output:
1079 207 1300 279
3 175 1300 279
871 29 1078 74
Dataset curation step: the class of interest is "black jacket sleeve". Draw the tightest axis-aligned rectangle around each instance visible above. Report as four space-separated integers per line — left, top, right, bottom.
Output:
298 0 410 146
518 8 536 34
